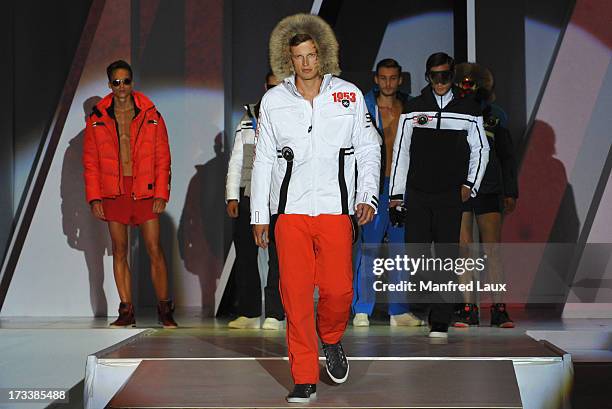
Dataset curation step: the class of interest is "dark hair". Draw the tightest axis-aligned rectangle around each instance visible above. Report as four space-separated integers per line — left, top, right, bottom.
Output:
375 58 402 75
106 60 133 81
289 33 314 48
425 52 454 73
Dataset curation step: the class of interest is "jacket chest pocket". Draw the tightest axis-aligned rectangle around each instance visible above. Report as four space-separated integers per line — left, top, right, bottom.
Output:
133 116 158 155
92 121 116 151
269 107 309 139
319 104 356 149
144 117 159 135
269 107 310 160
135 114 157 139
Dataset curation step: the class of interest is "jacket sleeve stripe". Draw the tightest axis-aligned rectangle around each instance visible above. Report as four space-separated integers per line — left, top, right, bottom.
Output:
338 148 350 214
472 121 484 185
390 116 410 197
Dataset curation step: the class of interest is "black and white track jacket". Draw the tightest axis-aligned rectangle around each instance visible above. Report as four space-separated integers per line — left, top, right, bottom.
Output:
390 86 489 201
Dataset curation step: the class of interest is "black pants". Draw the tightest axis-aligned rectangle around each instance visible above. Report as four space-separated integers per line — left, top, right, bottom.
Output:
404 188 462 326
233 191 284 319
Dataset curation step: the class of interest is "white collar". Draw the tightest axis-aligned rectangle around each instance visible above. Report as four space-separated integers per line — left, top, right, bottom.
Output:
284 73 333 97
432 88 453 109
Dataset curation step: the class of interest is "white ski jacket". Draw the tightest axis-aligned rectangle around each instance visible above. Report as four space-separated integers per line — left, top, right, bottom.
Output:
226 104 257 201
250 74 381 224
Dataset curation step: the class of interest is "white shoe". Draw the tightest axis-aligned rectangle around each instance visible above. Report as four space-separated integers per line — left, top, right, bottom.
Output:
228 316 261 329
428 330 449 339
353 313 370 327
262 317 285 330
390 312 425 327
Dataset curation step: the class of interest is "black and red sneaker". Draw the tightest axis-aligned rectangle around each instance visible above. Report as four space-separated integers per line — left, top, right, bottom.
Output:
453 303 479 327
491 303 514 328
157 299 178 329
109 302 136 328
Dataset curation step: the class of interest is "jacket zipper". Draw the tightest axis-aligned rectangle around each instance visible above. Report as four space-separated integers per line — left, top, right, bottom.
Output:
310 97 316 216
110 119 123 195
436 95 443 130
131 107 154 199
134 107 152 148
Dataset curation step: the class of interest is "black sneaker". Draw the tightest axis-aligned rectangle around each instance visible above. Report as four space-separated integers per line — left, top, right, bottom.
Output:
428 322 449 339
453 303 479 327
491 303 515 328
286 384 317 403
322 342 349 383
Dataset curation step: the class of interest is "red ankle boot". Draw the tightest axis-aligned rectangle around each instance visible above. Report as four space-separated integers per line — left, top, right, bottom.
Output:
157 299 178 329
109 302 136 328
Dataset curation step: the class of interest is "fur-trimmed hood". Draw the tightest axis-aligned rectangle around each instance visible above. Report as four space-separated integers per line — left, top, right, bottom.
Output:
455 62 495 103
269 13 340 80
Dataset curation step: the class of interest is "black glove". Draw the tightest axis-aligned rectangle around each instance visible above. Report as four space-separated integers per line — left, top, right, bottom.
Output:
389 205 407 227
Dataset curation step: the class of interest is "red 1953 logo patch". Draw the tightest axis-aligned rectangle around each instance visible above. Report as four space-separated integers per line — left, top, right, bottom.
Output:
333 91 356 108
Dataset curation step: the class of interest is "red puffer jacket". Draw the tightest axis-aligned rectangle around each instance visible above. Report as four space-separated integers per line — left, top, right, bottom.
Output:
82 91 171 203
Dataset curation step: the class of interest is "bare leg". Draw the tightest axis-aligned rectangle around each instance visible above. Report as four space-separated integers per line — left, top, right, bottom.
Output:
108 222 132 302
459 211 475 303
475 212 503 303
140 218 169 301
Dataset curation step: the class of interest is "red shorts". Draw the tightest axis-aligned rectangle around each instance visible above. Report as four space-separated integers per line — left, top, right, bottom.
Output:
102 177 157 226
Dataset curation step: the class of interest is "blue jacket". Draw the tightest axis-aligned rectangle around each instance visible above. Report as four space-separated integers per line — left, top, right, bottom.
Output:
364 86 411 193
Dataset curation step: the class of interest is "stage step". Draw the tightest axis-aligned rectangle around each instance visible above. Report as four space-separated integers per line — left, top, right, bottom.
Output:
106 358 522 408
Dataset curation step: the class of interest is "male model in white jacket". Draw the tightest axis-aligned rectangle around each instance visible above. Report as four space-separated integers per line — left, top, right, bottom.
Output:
225 72 285 330
250 14 381 403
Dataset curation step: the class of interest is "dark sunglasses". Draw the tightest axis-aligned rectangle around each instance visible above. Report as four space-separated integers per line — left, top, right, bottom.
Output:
427 70 453 85
111 78 132 87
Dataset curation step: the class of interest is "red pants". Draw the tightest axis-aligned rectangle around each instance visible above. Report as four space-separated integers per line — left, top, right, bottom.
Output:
274 214 353 384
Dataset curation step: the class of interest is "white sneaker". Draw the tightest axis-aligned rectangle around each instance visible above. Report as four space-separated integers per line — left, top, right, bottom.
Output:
390 312 425 327
228 316 261 329
262 317 285 330
428 330 449 339
353 313 370 327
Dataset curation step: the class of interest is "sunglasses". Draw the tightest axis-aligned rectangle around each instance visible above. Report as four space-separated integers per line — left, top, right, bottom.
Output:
111 78 132 87
427 70 453 85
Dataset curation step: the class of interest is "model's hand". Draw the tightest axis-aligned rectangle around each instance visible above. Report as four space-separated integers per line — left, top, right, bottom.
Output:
152 198 167 214
461 185 472 202
226 200 239 218
389 200 403 208
90 200 105 220
253 224 270 249
503 197 517 214
356 203 375 225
